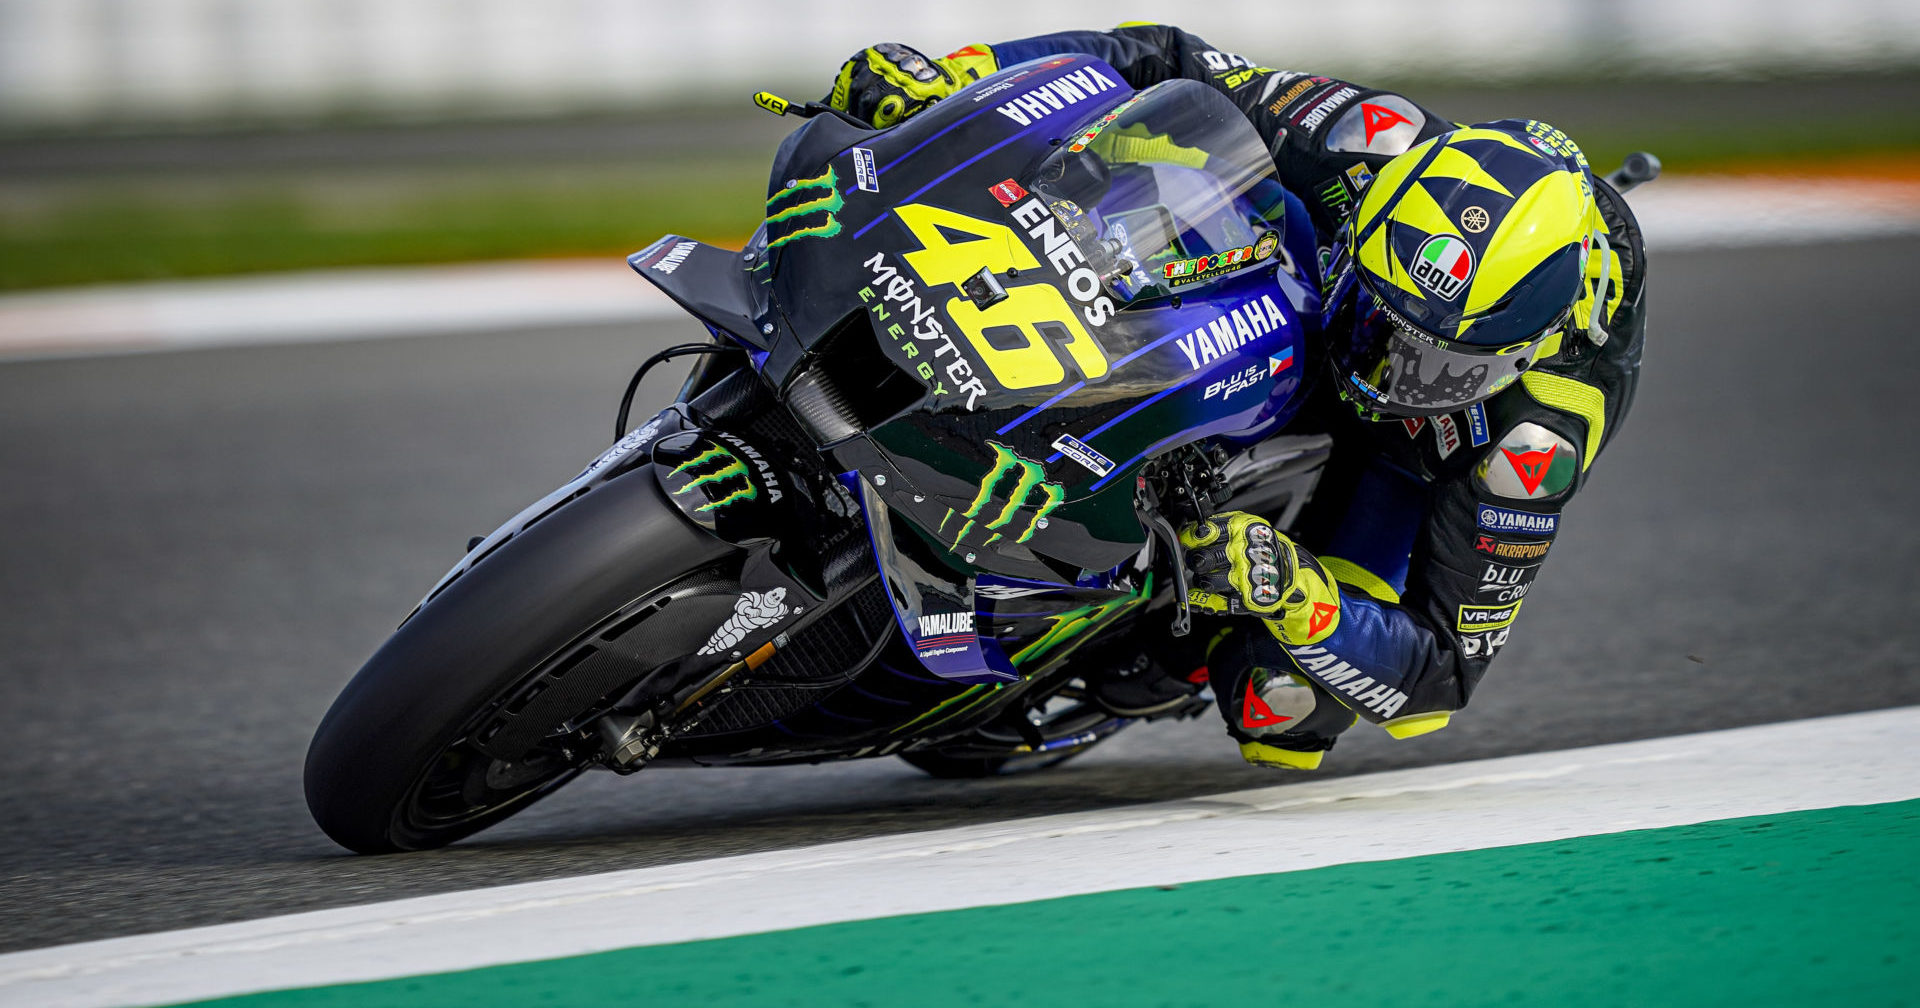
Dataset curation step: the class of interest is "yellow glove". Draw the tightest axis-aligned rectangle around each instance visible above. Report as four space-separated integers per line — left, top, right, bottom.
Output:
1180 511 1343 646
825 43 999 128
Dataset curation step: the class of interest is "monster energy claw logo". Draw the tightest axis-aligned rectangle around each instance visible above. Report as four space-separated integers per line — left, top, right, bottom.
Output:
670 445 757 512
765 166 843 249
941 441 1063 550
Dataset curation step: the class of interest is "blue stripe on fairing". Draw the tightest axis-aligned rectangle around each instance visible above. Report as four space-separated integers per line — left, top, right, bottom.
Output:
1045 373 1195 463
1088 429 1185 493
997 383 1082 435
851 121 1055 241
993 329 1189 435
872 81 1058 177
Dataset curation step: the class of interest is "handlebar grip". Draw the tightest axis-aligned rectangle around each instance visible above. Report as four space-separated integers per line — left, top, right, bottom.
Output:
1606 151 1662 193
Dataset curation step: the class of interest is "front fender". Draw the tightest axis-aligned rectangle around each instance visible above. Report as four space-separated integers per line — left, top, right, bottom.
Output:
651 428 800 545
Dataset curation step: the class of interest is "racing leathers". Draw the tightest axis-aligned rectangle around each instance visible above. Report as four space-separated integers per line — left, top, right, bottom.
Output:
835 24 1648 766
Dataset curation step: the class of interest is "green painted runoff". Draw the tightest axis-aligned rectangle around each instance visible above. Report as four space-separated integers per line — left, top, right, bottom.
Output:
174 798 1920 1008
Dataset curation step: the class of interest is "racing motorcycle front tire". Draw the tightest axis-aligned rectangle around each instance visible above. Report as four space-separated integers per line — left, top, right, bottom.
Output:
303 469 736 854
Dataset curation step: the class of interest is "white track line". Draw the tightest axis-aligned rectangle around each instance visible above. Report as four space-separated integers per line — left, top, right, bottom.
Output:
1 175 1916 362
0 258 679 362
1628 174 1920 248
2 706 1915 1008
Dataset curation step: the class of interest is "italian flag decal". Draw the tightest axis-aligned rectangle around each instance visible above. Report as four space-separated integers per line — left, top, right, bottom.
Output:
1412 234 1474 299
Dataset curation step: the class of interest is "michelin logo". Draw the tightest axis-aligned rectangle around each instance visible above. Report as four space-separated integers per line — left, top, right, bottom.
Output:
697 588 790 656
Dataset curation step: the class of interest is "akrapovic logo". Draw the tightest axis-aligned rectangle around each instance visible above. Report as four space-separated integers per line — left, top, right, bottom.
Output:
945 441 1064 550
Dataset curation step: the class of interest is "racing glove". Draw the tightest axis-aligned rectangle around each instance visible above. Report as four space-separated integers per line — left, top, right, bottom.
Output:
1180 511 1343 646
825 43 998 128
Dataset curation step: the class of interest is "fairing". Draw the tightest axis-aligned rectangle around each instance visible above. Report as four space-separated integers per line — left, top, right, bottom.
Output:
749 60 1321 581
632 57 1324 685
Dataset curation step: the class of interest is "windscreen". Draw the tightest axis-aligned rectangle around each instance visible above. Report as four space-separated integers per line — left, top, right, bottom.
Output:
1025 79 1288 304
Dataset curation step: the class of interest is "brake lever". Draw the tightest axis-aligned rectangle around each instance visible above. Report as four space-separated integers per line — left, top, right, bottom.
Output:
752 91 878 131
1137 476 1192 638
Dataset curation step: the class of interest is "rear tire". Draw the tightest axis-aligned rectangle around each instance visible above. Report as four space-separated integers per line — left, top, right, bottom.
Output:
304 470 736 854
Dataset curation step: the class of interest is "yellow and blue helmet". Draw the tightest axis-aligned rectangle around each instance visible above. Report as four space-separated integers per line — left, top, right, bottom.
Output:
1325 120 1603 418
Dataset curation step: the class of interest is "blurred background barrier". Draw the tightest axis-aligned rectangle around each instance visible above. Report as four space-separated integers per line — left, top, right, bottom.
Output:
4 0 1919 127
1 2 1916 294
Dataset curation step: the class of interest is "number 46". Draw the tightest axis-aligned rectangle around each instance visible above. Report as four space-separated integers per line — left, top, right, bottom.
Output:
894 203 1110 391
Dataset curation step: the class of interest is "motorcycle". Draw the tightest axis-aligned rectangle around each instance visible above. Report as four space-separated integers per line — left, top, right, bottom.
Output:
307 54 1373 854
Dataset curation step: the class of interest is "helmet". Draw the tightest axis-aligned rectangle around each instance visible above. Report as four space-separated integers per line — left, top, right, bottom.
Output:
1325 121 1601 419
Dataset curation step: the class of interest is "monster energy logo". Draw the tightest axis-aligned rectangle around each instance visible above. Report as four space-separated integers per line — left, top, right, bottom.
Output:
941 442 1063 549
765 167 843 249
670 445 756 512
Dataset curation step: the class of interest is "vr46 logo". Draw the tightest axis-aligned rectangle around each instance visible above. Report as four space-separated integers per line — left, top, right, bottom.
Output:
941 441 1064 549
891 203 1112 394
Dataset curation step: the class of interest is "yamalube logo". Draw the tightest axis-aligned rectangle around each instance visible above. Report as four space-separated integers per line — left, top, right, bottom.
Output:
917 611 975 638
698 588 790 656
1410 233 1474 299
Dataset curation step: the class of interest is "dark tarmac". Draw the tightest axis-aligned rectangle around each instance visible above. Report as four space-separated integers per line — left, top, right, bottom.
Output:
0 237 1916 952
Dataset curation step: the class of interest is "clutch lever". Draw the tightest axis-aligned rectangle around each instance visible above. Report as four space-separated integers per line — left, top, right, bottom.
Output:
753 91 877 130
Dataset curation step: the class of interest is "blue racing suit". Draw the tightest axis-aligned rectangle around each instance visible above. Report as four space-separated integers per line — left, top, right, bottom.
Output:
966 25 1649 756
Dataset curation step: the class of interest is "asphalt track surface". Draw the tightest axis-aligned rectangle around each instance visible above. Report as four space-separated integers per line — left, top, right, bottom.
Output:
1 238 1916 954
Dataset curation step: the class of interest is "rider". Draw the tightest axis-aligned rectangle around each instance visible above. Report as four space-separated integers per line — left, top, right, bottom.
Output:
822 26 1647 770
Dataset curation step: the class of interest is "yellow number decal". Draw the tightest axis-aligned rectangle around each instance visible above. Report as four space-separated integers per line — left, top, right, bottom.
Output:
892 203 1110 388
895 203 1038 285
946 288 1108 388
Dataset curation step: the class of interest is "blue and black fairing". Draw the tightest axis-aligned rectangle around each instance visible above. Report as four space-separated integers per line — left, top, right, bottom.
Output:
628 236 776 352
624 58 1327 685
757 65 1322 565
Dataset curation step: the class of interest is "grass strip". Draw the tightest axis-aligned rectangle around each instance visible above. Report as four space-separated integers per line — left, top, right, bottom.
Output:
177 798 1919 1008
4 120 1917 292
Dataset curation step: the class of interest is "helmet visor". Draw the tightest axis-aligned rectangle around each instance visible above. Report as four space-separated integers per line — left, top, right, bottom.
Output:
1345 285 1554 417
